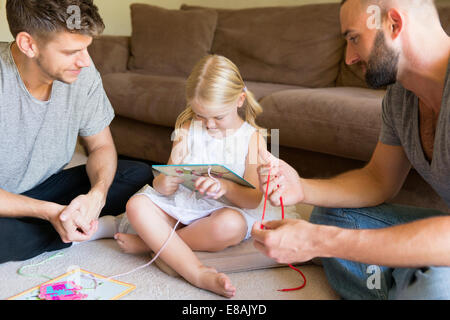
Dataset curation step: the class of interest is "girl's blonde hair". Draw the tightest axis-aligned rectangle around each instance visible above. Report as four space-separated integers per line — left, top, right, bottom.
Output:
175 55 264 135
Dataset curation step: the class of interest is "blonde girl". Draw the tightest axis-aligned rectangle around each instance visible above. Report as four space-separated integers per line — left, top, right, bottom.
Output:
114 55 267 298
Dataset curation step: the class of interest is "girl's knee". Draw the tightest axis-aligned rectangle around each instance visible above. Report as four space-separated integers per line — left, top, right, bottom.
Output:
126 196 154 220
126 196 141 214
210 210 247 246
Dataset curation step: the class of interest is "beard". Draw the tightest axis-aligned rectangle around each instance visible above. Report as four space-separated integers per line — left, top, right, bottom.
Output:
364 31 400 89
36 56 74 85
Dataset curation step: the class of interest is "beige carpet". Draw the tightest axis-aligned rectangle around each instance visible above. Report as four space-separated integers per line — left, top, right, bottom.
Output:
0 146 339 300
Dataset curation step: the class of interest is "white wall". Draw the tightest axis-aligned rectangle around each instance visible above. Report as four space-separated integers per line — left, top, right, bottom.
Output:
95 0 339 37
0 0 339 42
0 0 11 41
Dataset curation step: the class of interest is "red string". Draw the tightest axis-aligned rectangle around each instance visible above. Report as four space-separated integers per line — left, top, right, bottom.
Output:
260 170 271 228
261 169 306 292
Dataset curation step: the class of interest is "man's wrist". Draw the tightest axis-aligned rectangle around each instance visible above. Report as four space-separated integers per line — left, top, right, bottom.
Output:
88 185 108 208
37 200 63 221
296 177 308 204
314 223 346 259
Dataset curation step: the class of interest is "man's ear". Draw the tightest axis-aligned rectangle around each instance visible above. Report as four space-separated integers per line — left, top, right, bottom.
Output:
15 32 39 58
386 8 403 40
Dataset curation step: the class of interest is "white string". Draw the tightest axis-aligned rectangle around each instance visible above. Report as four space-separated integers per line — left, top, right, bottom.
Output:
204 167 221 198
107 219 181 280
108 166 220 280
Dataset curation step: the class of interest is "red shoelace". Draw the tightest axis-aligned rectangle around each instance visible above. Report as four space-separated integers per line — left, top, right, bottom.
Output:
261 169 306 292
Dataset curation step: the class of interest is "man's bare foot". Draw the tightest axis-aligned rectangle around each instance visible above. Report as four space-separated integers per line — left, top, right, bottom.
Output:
194 266 236 298
114 233 150 254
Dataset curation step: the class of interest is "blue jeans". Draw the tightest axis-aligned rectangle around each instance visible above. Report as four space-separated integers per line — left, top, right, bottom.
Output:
310 203 450 300
0 160 153 264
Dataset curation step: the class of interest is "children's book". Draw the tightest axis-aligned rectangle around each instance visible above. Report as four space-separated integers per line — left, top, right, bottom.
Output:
152 164 256 191
8 268 135 300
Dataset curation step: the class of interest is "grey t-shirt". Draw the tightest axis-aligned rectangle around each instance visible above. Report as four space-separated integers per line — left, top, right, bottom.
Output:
379 58 450 207
0 42 115 194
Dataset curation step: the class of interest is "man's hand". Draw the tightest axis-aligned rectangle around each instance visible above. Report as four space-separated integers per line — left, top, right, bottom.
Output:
258 148 305 207
251 219 322 264
46 202 98 243
59 190 105 239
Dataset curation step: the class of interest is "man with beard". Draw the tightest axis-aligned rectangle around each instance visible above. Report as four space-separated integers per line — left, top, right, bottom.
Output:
0 0 153 263
251 0 450 299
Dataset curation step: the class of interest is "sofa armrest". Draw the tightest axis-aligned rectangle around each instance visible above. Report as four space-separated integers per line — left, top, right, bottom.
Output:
88 35 130 75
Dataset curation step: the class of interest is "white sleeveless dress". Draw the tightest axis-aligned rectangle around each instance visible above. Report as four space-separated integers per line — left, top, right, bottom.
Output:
131 120 261 239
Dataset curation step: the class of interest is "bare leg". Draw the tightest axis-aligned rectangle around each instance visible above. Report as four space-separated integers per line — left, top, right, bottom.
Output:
116 207 247 254
145 208 248 277
178 208 247 252
120 195 236 298
114 233 149 254
115 196 178 254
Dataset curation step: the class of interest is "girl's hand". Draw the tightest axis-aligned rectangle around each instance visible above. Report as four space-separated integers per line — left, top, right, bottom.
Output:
157 175 185 196
194 176 227 200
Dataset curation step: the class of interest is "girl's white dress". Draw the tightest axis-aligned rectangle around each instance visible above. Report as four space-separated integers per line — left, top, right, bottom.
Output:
124 120 264 239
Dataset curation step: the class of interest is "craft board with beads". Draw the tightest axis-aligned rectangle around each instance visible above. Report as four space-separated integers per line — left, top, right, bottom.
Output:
152 164 256 191
8 269 135 300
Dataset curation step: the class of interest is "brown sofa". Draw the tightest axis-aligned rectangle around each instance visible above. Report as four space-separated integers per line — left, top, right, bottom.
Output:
88 2 450 213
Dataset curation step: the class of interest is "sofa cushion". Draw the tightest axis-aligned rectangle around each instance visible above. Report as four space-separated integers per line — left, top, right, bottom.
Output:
438 3 450 35
182 3 345 88
336 60 368 88
258 87 386 161
128 4 218 77
244 81 304 102
111 117 174 164
102 71 304 128
102 72 187 127
89 36 130 75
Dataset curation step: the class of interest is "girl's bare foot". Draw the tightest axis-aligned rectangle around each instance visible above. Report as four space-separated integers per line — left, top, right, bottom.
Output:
114 233 150 254
195 266 236 298
115 234 236 298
